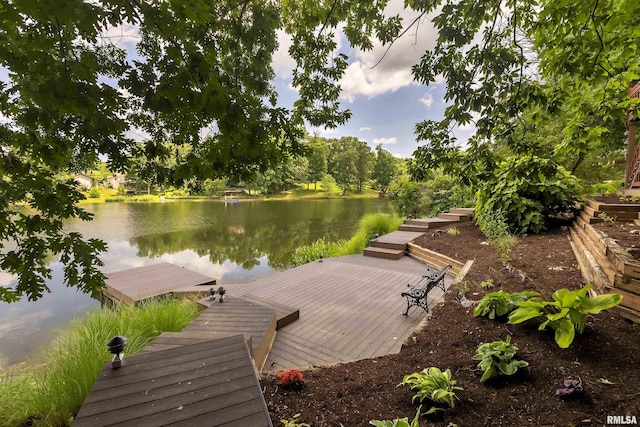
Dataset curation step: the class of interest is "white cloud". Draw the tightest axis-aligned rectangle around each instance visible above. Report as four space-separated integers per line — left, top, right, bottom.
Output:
339 0 439 101
273 30 296 79
311 126 339 137
457 111 481 131
373 137 397 145
360 127 372 132
103 23 140 50
419 93 433 108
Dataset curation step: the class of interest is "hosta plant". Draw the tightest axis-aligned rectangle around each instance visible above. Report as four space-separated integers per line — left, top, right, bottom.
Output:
369 406 421 427
473 290 540 319
473 335 529 382
398 367 463 414
508 285 622 348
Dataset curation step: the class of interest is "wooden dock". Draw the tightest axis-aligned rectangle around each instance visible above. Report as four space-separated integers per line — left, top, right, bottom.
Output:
75 248 458 425
223 254 453 372
102 263 216 305
72 335 272 427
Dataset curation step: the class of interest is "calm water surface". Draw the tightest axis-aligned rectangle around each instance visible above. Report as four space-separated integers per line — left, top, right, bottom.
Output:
0 198 390 367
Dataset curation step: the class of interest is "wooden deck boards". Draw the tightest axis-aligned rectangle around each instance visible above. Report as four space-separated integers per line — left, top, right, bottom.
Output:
224 254 452 372
104 262 216 305
72 335 272 427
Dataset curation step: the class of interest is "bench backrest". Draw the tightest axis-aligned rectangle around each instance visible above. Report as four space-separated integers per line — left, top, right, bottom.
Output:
415 265 451 296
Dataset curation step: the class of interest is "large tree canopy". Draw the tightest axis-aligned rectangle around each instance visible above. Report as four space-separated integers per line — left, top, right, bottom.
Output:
0 0 402 302
2 0 639 301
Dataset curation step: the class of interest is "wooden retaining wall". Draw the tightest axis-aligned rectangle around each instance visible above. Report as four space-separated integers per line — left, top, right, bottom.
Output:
406 243 474 283
571 216 640 322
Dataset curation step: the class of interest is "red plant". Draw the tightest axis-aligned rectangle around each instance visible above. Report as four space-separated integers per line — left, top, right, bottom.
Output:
276 369 306 388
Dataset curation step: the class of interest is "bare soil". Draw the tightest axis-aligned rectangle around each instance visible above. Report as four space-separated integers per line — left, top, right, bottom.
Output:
593 221 640 261
262 221 640 426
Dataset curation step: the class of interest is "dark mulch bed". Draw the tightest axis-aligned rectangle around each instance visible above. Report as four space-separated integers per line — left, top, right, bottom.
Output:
262 221 640 426
593 221 640 261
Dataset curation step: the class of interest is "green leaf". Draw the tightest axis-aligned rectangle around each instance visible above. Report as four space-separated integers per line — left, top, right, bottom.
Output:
509 306 543 324
554 318 576 348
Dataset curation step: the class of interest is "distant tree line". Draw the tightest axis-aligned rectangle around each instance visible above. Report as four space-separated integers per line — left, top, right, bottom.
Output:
117 135 403 197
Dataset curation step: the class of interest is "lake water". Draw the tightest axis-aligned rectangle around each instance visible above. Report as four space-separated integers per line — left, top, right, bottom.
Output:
0 198 390 367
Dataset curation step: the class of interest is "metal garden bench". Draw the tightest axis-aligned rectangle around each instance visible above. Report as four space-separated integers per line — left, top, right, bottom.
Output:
401 265 452 315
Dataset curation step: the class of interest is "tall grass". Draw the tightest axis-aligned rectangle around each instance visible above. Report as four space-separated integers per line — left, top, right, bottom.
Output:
0 298 200 427
291 213 402 265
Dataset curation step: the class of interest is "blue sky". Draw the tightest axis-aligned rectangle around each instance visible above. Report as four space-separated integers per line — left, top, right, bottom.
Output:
270 2 476 158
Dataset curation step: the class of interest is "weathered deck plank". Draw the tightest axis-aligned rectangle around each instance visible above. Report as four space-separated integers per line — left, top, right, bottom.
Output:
73 335 272 427
103 262 216 305
222 254 454 372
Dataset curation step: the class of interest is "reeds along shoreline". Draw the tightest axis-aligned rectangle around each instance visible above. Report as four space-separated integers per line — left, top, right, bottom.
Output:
291 213 403 265
0 298 200 427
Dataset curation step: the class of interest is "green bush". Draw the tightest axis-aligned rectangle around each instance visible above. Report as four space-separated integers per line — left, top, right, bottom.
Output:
0 298 200 426
88 187 100 198
105 196 126 202
390 180 425 218
475 155 581 234
290 238 346 266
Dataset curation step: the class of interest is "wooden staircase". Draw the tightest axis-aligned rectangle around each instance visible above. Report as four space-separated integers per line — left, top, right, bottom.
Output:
364 208 475 260
398 208 474 233
144 296 299 372
578 198 640 224
570 199 640 322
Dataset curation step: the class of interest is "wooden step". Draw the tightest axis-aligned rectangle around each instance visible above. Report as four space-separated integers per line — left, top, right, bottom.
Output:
583 205 640 221
371 240 406 251
183 296 278 372
363 247 405 260
449 207 474 215
580 210 603 223
586 198 640 212
141 331 253 354
438 212 471 222
264 330 352 373
239 294 300 330
398 224 430 232
405 217 456 227
568 227 612 291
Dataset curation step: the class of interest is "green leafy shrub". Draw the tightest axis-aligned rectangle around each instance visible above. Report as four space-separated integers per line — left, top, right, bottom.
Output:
290 237 346 266
473 290 540 319
88 186 100 198
390 181 426 218
475 155 581 234
370 406 422 427
105 196 126 202
475 209 518 261
473 336 529 382
398 367 463 414
508 285 623 348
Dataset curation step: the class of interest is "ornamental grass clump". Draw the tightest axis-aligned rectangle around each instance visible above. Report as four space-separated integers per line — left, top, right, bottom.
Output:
398 367 463 414
0 298 200 427
473 336 529 383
